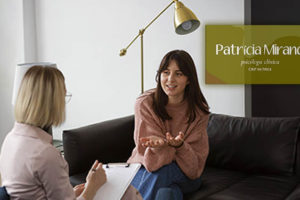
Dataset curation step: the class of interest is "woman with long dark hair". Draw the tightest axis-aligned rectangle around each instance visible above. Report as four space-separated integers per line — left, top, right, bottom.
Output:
128 50 210 200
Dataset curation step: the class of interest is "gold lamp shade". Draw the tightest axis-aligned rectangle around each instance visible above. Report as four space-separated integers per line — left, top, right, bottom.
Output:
174 1 200 35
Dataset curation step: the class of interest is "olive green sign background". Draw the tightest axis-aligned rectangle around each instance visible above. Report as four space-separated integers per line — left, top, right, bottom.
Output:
205 25 300 84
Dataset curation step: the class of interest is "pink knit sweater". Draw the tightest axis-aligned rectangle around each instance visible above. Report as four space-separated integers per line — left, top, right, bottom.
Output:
127 90 209 179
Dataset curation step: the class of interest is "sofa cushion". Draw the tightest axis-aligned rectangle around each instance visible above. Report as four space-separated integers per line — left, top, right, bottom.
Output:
185 167 299 200
184 167 248 200
201 174 298 200
206 114 300 175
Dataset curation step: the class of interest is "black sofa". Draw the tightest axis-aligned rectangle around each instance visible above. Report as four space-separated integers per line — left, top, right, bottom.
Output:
63 114 300 200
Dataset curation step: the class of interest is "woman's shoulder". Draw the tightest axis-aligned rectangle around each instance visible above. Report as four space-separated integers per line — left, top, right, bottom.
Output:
31 144 66 173
135 89 155 107
33 144 62 164
195 107 210 122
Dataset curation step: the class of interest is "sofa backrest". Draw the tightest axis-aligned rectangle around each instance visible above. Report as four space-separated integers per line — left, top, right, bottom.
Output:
206 114 300 176
63 115 135 176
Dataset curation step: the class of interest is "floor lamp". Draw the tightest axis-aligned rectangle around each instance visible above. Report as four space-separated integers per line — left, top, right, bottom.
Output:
12 62 57 135
119 0 200 94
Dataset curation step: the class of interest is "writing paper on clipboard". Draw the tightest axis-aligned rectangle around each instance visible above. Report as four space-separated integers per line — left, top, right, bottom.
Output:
93 163 141 200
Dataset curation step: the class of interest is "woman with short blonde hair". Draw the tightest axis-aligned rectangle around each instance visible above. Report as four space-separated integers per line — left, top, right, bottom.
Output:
14 66 66 128
0 66 106 200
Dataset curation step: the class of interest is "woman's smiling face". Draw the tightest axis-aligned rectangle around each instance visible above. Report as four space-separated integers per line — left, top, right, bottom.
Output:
160 60 189 104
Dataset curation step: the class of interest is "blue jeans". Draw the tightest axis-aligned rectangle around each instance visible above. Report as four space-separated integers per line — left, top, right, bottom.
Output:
131 162 202 200
0 187 9 200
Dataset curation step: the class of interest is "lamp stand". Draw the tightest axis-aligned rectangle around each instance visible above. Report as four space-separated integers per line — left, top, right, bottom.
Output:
140 29 145 93
120 1 176 94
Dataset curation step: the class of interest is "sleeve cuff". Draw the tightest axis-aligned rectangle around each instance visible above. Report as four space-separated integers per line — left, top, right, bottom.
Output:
175 141 188 152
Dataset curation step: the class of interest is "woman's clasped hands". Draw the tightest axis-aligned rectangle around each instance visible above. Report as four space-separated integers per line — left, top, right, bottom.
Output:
140 132 184 148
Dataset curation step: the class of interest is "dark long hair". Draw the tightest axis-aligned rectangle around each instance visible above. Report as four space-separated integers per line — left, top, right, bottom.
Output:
153 50 210 123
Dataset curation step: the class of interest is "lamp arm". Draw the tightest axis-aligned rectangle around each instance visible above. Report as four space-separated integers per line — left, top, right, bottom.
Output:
122 32 141 53
119 0 176 55
144 0 175 31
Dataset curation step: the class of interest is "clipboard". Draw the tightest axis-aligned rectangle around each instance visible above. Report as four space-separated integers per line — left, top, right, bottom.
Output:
93 163 141 200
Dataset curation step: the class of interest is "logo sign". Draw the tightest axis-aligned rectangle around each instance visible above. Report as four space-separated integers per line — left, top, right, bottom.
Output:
206 25 300 84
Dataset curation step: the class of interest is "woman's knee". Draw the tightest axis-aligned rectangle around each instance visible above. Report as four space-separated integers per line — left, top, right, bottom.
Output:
152 162 183 182
155 186 183 200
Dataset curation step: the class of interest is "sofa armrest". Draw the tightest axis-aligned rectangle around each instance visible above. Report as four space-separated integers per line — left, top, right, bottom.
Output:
63 115 135 176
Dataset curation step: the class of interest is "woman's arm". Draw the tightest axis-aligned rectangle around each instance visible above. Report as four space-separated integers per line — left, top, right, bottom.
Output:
174 115 209 179
34 146 82 200
34 147 106 200
133 98 176 172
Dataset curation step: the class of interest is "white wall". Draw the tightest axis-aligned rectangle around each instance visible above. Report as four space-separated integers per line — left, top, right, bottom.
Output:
0 0 245 143
33 0 244 140
0 0 24 145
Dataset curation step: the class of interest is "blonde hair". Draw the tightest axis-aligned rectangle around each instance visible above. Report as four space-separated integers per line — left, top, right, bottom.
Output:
14 66 66 128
